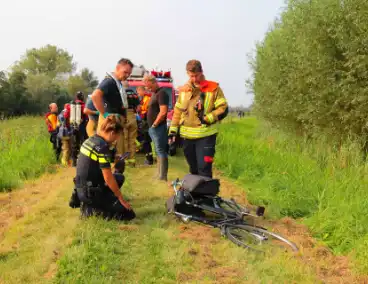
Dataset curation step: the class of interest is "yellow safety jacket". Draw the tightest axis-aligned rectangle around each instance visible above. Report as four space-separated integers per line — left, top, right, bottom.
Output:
140 95 151 117
169 80 228 139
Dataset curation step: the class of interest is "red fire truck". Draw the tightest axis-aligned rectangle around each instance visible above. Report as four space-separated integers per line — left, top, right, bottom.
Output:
126 65 176 110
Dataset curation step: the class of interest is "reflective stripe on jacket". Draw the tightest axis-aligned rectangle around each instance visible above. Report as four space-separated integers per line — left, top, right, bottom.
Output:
140 95 151 117
169 80 228 139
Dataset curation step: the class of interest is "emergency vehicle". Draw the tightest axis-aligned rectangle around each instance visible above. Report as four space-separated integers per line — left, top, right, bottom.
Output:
126 65 176 110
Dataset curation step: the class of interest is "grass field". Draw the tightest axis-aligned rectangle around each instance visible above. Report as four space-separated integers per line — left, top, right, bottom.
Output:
1 157 326 284
216 117 368 273
0 116 56 191
1 116 367 283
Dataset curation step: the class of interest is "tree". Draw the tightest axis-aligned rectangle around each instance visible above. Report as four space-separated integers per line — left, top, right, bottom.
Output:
13 44 75 78
80 68 98 90
67 75 88 98
67 68 99 98
0 70 30 115
250 0 368 142
0 45 97 116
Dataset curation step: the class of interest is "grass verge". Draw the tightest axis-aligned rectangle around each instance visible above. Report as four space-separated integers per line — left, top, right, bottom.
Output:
0 116 56 191
215 117 368 273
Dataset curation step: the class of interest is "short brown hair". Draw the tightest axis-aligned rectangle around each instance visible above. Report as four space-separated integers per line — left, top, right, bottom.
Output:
100 115 124 133
118 58 134 68
186 60 203 73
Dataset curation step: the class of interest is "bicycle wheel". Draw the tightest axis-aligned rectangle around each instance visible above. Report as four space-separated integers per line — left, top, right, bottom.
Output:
225 224 298 252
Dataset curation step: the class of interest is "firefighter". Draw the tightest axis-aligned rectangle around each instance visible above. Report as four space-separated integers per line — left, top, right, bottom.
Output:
168 60 228 178
45 103 61 161
137 86 153 165
91 58 134 163
84 94 100 137
64 91 88 166
123 87 140 167
57 103 72 166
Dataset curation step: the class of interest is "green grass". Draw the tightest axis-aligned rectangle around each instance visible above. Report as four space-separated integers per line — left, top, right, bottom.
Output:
216 117 368 273
55 159 318 284
0 116 56 191
2 115 366 283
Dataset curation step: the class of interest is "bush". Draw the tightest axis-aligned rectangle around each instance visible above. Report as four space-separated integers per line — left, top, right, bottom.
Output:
250 0 368 142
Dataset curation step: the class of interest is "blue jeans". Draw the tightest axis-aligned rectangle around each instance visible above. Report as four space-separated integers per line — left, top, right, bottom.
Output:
149 123 168 158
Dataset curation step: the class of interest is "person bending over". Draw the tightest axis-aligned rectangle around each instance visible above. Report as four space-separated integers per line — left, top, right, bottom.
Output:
69 115 135 221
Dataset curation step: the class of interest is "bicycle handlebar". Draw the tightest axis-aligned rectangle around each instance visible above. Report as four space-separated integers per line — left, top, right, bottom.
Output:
171 178 181 194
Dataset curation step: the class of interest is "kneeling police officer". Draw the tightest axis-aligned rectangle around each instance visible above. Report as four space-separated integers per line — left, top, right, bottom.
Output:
69 115 135 221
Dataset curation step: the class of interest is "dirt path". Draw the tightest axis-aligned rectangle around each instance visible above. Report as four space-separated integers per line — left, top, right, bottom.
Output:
0 167 75 240
0 159 367 283
0 167 79 284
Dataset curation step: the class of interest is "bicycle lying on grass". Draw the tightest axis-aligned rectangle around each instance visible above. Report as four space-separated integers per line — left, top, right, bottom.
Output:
166 175 298 253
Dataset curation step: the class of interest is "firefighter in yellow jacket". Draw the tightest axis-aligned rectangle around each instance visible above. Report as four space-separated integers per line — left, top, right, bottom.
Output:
168 60 228 178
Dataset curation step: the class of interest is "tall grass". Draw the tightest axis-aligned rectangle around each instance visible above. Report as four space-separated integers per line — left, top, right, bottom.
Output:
216 117 368 272
0 116 56 191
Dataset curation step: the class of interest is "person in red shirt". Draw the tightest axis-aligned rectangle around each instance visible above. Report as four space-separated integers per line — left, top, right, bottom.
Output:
64 91 88 166
64 91 88 123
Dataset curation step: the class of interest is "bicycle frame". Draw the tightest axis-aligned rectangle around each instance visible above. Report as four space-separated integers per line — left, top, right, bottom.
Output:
170 179 263 228
169 179 299 252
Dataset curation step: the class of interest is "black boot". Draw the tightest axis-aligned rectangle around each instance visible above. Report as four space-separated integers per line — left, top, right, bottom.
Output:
69 189 81 208
144 154 154 165
159 157 168 181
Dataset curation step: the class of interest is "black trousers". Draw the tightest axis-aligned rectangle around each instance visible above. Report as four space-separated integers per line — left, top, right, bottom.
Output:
183 134 217 178
49 132 61 160
70 128 86 166
142 131 153 159
80 188 136 221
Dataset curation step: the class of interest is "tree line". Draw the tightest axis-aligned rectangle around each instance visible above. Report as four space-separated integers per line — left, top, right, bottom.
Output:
249 0 368 145
0 45 98 117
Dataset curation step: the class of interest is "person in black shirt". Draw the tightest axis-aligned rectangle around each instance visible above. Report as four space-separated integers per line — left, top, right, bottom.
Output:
143 74 169 181
91 58 134 162
69 115 135 221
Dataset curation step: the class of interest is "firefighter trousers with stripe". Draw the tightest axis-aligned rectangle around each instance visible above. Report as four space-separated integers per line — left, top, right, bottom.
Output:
183 134 217 178
123 110 137 163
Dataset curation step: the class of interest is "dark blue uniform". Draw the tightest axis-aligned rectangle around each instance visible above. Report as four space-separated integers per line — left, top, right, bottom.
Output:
72 135 135 221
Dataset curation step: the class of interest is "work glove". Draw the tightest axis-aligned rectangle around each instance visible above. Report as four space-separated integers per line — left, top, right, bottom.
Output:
168 133 176 144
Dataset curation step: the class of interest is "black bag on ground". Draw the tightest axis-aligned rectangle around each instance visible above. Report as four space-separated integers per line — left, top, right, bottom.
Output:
181 174 220 196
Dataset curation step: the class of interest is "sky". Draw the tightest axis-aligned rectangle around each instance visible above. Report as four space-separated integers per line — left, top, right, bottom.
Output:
0 0 285 107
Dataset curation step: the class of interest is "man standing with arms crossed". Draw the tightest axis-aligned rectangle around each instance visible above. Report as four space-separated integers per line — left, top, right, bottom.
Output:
143 75 169 181
168 60 228 178
91 58 134 161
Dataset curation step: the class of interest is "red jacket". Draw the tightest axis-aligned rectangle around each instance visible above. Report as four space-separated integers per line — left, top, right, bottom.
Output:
64 100 88 122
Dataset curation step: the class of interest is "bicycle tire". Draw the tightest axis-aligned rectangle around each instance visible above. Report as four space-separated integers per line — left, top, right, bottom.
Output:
225 224 298 252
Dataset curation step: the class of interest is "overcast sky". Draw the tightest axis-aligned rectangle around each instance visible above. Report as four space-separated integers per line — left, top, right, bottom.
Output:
0 0 285 107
